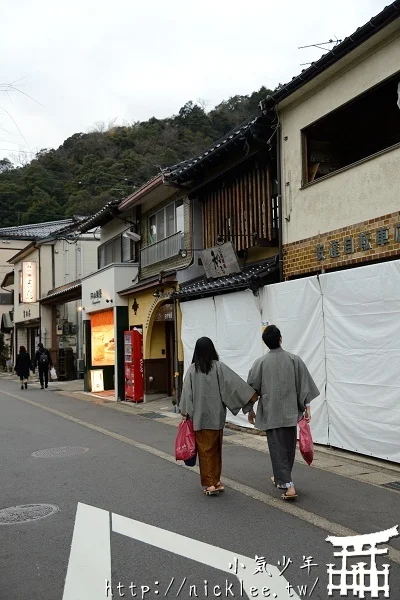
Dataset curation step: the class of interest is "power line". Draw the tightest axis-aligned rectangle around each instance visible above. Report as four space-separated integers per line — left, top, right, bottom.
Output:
0 148 36 154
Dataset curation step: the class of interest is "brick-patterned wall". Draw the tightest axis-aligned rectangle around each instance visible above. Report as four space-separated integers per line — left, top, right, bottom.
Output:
284 211 400 279
140 195 193 280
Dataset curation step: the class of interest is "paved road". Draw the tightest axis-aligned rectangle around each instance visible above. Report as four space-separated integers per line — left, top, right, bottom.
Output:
0 378 399 600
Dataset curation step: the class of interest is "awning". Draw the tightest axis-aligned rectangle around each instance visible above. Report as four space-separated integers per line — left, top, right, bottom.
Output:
173 255 279 300
40 280 82 305
1 270 14 288
1 312 13 333
118 273 176 297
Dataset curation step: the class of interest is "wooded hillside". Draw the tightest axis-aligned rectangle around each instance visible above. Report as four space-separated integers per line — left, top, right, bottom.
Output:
0 87 272 227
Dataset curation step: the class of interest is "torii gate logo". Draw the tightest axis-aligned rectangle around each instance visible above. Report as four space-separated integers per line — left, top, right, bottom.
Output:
326 526 399 598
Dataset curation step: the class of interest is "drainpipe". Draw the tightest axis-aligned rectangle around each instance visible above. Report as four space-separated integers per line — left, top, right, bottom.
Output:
276 116 284 282
172 297 180 412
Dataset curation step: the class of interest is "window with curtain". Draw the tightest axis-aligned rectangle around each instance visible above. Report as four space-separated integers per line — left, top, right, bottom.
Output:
148 200 184 244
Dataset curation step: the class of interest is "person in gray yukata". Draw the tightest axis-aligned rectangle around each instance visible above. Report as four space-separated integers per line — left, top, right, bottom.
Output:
180 337 258 496
243 325 320 501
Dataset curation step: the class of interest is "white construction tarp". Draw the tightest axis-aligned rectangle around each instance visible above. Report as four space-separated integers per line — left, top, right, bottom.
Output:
319 261 400 463
180 297 217 375
180 291 264 428
180 259 400 463
261 278 329 445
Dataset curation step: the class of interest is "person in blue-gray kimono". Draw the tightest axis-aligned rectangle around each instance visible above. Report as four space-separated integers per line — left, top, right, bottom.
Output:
180 337 258 496
243 325 320 501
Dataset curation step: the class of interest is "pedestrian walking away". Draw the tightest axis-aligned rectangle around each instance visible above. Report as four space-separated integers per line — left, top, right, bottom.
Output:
243 325 320 501
14 346 33 390
34 342 53 390
180 337 258 496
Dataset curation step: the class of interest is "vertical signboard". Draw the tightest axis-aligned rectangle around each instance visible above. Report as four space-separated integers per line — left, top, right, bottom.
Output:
91 310 115 367
21 261 37 303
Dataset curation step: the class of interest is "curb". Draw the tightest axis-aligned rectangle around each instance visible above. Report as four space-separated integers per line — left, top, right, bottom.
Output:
54 387 400 475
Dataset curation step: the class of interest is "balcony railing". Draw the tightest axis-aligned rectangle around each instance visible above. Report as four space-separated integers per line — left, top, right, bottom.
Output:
140 231 184 268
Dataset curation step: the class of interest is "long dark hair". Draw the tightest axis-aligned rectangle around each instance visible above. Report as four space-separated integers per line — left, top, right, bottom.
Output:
192 337 219 374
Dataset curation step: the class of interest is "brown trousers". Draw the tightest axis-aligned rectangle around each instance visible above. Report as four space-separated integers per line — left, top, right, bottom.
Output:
195 429 223 487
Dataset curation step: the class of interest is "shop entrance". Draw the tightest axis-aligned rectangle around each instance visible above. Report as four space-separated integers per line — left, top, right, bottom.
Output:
145 303 175 397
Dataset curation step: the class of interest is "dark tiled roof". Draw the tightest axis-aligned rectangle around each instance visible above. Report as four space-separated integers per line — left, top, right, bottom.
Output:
173 255 279 300
40 280 81 303
162 116 269 183
76 200 120 233
0 218 81 240
261 1 400 110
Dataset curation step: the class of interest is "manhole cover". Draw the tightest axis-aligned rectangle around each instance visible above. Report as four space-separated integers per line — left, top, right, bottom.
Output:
141 412 166 419
0 504 59 525
31 446 89 458
382 481 400 491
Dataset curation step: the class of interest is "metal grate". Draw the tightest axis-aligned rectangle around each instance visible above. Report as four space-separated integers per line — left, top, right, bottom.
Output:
382 481 400 491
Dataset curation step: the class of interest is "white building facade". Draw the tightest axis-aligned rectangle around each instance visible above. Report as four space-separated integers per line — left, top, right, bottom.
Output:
5 219 99 376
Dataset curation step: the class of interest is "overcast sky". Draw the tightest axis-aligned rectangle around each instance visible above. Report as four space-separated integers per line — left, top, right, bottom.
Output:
0 0 388 161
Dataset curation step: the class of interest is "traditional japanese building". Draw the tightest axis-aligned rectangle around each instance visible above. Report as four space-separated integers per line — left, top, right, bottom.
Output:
162 115 280 303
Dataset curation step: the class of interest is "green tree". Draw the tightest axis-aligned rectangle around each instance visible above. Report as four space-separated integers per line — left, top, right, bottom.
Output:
23 187 64 224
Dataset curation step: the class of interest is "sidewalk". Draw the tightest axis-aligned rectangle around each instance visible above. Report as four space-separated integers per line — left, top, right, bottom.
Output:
54 382 400 493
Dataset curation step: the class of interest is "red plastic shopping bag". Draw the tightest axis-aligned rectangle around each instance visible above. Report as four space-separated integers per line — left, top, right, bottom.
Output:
175 419 196 461
298 417 314 466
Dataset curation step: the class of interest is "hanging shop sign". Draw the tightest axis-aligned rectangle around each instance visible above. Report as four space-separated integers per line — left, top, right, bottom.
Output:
21 261 37 303
200 242 241 279
91 310 115 367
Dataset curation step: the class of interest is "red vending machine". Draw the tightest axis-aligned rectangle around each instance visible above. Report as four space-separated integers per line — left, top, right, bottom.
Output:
124 327 144 402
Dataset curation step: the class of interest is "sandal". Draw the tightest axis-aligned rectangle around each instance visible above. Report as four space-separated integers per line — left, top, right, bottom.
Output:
216 482 225 492
281 492 298 501
203 486 219 496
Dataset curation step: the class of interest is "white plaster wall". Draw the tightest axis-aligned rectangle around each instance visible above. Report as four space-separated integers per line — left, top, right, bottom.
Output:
41 304 53 349
40 245 53 296
80 239 99 278
280 25 400 244
81 263 136 317
100 208 136 244
51 238 99 289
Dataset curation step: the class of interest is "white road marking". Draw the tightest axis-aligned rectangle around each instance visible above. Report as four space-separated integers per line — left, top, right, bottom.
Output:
113 508 301 600
62 502 111 599
3 388 400 566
